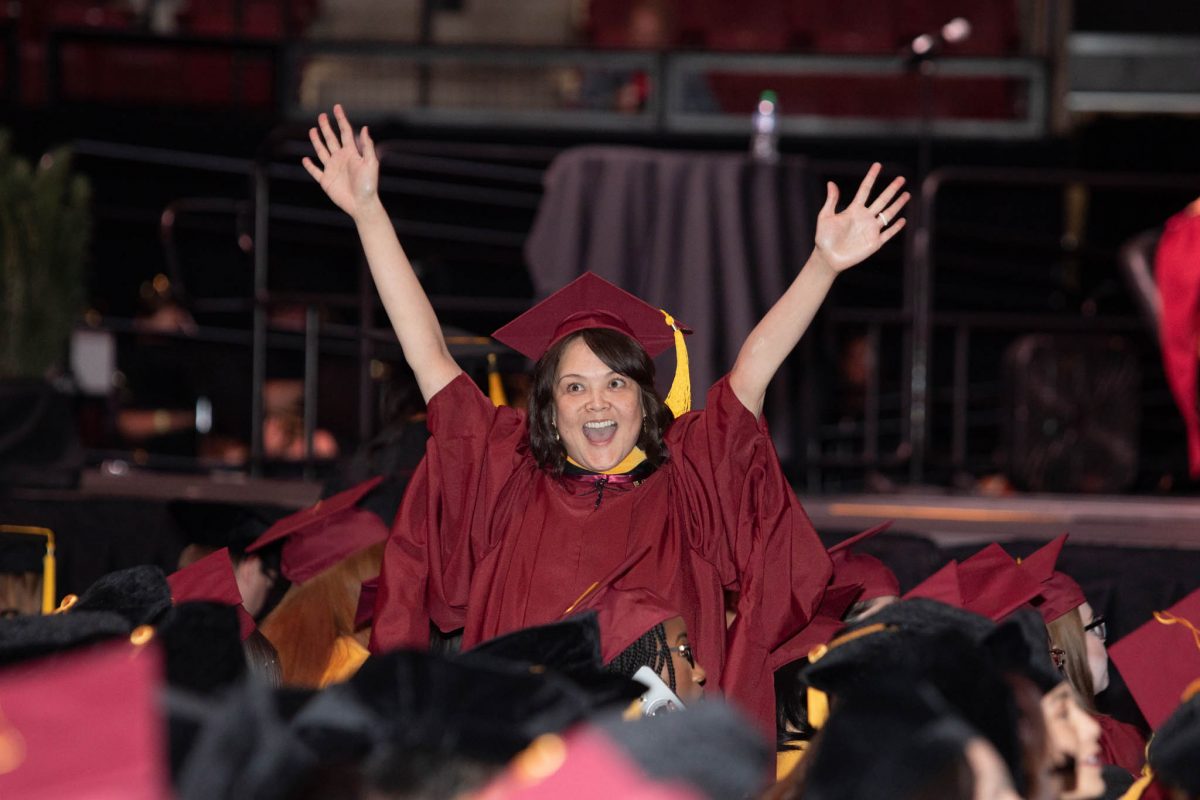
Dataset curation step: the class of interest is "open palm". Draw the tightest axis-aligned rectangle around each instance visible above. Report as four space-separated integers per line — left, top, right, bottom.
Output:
302 104 379 219
815 163 910 273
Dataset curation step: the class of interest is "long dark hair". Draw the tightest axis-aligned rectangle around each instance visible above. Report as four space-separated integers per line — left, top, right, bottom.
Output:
528 328 674 475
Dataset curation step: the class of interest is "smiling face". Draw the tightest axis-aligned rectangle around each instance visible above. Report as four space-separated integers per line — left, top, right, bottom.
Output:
1041 682 1104 800
553 336 645 472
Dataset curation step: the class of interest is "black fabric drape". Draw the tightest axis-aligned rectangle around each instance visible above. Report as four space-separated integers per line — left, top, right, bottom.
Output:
525 146 815 457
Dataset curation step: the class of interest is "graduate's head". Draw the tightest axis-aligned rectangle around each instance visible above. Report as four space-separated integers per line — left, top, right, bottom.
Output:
606 615 707 704
530 329 672 474
491 273 691 476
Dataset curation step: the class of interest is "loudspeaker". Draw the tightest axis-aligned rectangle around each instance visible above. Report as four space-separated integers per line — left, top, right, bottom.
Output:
1002 335 1140 493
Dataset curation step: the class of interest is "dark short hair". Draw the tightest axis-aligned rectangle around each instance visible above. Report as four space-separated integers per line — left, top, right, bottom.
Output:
528 329 673 475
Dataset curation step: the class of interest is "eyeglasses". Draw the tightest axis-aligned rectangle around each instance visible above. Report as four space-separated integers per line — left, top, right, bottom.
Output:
1049 647 1066 671
671 643 696 668
1084 615 1107 643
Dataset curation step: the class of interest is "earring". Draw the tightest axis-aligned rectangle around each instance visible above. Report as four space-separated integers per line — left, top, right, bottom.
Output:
554 427 560 442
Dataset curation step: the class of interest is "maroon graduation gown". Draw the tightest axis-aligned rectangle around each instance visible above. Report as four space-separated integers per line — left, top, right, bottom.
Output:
1155 208 1200 477
369 372 832 734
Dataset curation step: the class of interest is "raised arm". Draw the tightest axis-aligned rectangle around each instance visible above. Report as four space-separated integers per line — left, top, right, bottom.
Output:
729 163 909 417
303 104 462 402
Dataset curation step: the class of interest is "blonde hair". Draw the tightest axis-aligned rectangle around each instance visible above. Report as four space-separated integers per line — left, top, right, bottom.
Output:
259 543 383 688
1046 607 1097 712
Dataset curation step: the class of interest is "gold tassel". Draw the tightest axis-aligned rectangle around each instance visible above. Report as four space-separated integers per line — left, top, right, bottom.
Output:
0 525 56 615
487 353 508 407
41 537 56 615
806 687 830 730
661 311 691 418
1119 765 1155 800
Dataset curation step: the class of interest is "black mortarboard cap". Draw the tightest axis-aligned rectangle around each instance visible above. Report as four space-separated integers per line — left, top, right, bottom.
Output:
157 602 248 695
168 499 286 554
802 679 979 800
0 530 46 574
176 678 317 800
592 701 771 800
802 598 994 697
465 613 644 711
1149 693 1200 796
0 609 130 666
70 565 172 627
293 648 595 765
983 609 1064 694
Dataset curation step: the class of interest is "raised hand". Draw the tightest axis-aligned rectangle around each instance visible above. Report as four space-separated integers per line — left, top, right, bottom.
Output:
302 104 379 219
814 163 910 273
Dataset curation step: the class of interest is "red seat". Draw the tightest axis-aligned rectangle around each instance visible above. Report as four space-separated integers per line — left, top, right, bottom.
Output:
805 0 900 54
699 0 789 52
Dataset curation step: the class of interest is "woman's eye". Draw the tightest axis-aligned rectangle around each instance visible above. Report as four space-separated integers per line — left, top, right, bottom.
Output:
609 378 626 389
565 383 583 393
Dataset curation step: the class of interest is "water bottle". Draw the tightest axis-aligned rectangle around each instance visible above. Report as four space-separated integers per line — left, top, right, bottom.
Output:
750 90 780 164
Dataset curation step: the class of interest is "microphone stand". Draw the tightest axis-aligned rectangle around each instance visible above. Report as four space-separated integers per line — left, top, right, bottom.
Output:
901 35 943 485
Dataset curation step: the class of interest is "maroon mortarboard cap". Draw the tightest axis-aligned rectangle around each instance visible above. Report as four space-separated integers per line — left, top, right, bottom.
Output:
1109 587 1200 730
829 522 900 602
770 582 861 670
492 273 690 361
167 548 256 640
0 639 170 799
571 583 679 666
1015 535 1087 623
245 476 389 583
904 561 963 607
477 728 701 800
957 543 1043 622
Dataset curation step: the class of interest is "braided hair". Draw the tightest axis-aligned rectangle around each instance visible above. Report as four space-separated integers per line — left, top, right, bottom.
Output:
605 622 677 692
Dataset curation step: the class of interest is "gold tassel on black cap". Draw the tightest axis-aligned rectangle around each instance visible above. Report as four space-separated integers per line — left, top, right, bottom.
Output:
0 525 56 615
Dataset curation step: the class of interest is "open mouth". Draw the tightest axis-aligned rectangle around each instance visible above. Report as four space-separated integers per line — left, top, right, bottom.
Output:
582 420 617 444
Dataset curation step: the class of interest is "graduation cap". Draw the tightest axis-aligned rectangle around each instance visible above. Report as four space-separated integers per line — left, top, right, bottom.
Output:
244 476 390 583
0 638 170 799
1148 693 1200 796
175 678 316 800
167 548 256 639
803 598 995 699
67 565 172 628
800 678 982 800
957 543 1043 621
904 561 962 606
0 525 56 614
476 728 701 800
567 583 679 666
828 522 899 604
167 499 284 554
466 614 644 713
0 609 131 667
591 701 772 800
982 609 1065 694
1014 534 1087 624
292 648 597 766
1109 587 1200 729
157 602 248 696
904 545 1042 622
491 273 693 417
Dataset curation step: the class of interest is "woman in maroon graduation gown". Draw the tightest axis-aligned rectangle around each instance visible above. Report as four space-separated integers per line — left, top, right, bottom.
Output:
302 104 909 732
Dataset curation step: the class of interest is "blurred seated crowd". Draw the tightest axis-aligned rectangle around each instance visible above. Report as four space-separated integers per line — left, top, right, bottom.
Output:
0 468 1197 799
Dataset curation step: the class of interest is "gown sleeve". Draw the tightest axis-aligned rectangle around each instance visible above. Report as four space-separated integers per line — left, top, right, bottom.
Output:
667 375 832 730
369 373 527 653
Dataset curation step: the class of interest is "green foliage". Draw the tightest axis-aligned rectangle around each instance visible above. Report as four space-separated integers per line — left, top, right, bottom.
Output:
0 132 92 378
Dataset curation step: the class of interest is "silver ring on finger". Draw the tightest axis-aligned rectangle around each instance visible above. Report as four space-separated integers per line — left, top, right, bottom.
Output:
876 211 890 227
